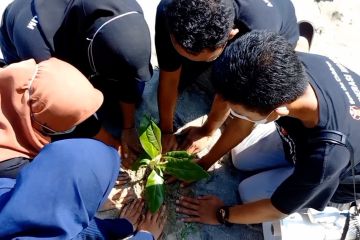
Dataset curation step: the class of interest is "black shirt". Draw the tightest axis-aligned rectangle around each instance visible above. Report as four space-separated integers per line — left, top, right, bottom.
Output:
0 0 152 103
155 0 299 72
271 53 360 214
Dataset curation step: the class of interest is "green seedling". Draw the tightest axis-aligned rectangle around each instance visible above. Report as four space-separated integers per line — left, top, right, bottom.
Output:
133 116 210 213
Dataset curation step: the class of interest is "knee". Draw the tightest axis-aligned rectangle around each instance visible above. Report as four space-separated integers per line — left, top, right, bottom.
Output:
238 177 269 203
238 179 256 203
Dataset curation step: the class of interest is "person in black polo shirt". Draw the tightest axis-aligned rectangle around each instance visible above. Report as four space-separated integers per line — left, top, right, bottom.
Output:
0 0 153 167
176 31 360 227
155 0 300 153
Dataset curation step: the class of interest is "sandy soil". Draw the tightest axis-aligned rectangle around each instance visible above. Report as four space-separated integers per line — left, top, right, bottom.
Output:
1 0 359 239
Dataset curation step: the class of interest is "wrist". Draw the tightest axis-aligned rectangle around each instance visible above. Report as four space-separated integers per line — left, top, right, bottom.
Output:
162 130 174 135
216 206 233 227
159 120 173 135
197 157 211 171
201 122 217 136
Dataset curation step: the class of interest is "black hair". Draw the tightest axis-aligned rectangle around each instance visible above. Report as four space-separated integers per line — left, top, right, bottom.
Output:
212 31 308 115
165 0 235 54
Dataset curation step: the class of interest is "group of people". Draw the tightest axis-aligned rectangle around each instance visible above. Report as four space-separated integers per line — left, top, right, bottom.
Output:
0 0 359 239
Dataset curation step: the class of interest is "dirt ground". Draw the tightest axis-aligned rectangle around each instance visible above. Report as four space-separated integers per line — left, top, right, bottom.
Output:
97 1 360 239
1 0 359 239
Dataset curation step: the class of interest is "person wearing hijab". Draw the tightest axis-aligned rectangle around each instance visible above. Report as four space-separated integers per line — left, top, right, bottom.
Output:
0 58 165 239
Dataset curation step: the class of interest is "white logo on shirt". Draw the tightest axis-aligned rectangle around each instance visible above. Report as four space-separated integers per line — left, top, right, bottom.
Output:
27 16 38 30
262 0 273 7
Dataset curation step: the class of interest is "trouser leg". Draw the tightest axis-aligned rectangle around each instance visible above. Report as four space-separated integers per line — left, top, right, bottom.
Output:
231 123 294 202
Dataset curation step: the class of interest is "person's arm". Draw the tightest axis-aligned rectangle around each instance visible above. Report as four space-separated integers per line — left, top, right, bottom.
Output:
176 195 286 225
155 0 185 152
119 101 142 169
228 199 286 224
179 94 231 153
201 94 231 135
120 101 136 130
197 117 255 170
94 127 121 147
158 67 182 152
158 67 181 133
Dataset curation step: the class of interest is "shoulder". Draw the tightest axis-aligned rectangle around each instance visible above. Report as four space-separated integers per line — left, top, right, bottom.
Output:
233 0 298 42
81 0 144 16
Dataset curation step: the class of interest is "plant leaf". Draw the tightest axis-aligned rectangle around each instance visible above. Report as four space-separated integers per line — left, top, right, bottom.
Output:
145 169 165 213
139 117 162 158
163 150 194 159
132 157 151 171
164 158 210 182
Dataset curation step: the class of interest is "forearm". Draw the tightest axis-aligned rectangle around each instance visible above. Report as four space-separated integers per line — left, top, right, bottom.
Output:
158 68 181 133
201 94 230 135
228 199 287 224
94 127 121 150
198 118 254 170
119 101 136 129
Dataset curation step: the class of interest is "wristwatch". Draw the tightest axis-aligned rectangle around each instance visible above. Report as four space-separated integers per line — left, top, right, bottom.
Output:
216 206 233 227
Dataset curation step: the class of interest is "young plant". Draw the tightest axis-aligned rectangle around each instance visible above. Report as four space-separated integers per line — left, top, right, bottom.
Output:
133 116 210 213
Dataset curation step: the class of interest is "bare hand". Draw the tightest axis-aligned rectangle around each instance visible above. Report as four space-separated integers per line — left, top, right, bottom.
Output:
121 128 142 169
176 195 224 225
120 199 144 231
99 172 135 211
161 133 178 153
165 175 193 188
138 205 167 240
178 126 213 154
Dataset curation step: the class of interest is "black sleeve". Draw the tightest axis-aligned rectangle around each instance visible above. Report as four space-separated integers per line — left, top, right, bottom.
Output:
155 0 183 71
271 144 350 214
90 13 152 103
233 0 299 47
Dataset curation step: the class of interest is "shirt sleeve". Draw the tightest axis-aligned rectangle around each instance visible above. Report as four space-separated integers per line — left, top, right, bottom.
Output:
90 13 153 103
76 217 154 240
271 144 350 214
234 0 299 47
155 0 183 71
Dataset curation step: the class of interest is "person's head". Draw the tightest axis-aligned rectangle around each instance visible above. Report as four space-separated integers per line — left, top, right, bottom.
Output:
28 58 103 135
212 31 308 123
165 0 238 62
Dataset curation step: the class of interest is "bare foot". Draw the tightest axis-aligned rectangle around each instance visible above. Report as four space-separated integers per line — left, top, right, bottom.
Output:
137 205 167 240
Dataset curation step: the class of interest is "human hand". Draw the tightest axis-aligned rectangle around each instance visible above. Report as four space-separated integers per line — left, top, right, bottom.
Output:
137 205 167 240
178 126 214 154
120 199 144 231
164 174 193 188
121 128 142 169
176 195 224 225
110 173 137 206
161 133 178 153
99 172 135 211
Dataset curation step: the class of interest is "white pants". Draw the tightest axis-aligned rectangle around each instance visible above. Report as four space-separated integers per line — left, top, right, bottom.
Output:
231 122 294 203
